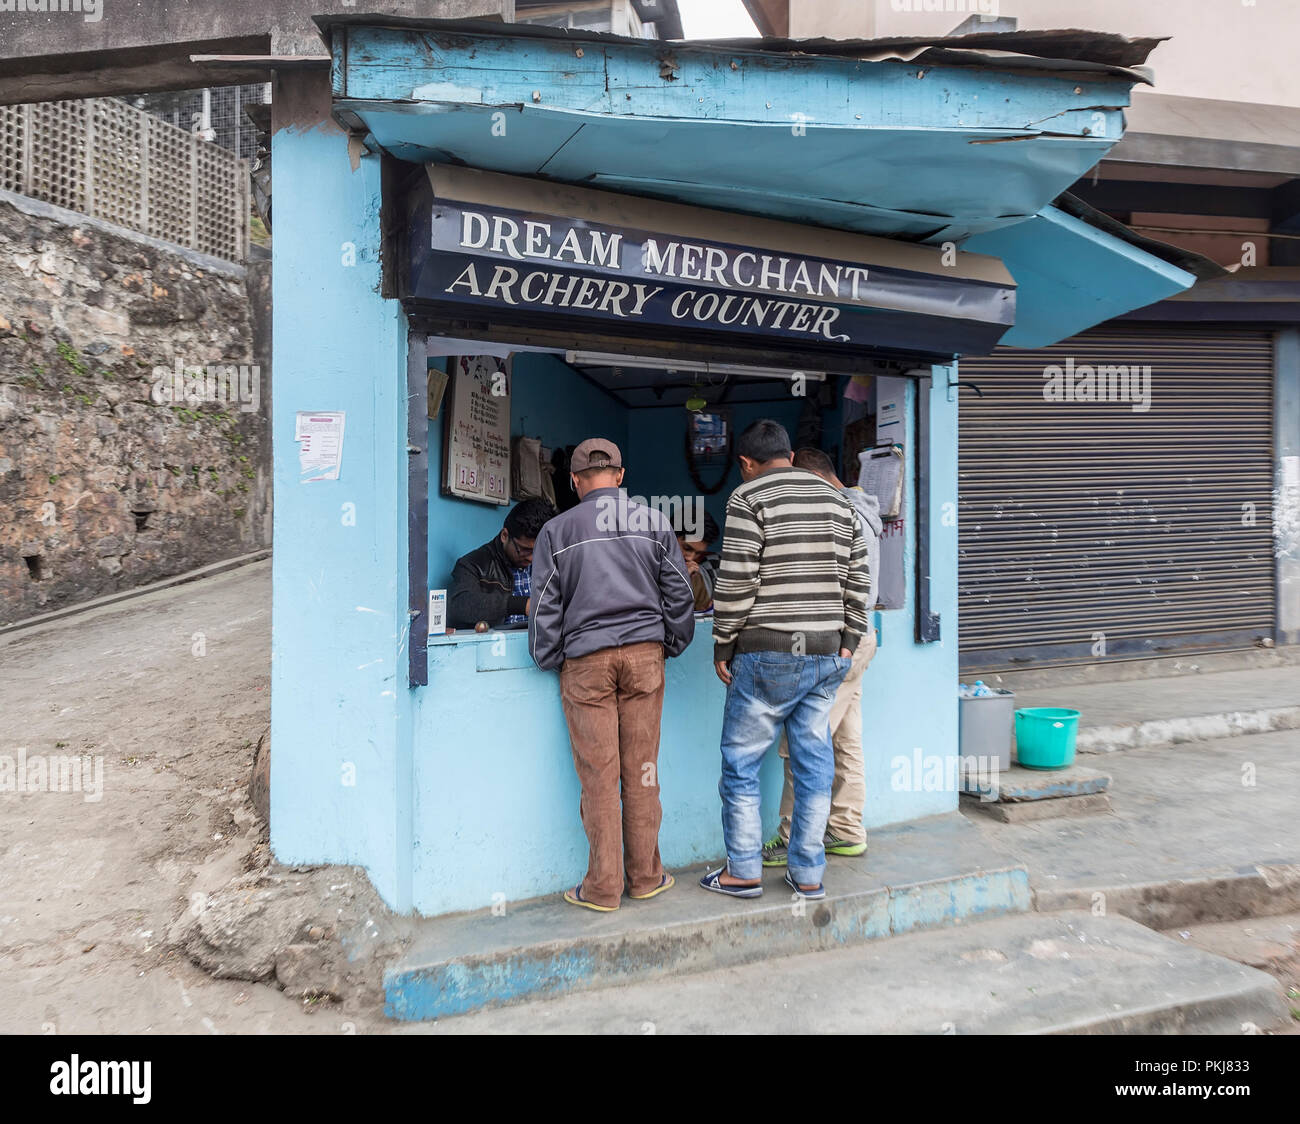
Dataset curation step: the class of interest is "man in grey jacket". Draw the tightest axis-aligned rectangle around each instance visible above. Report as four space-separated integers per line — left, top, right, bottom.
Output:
529 438 696 911
764 446 883 866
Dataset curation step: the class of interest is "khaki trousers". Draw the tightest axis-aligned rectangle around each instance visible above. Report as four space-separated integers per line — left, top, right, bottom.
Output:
777 626 877 845
559 641 667 908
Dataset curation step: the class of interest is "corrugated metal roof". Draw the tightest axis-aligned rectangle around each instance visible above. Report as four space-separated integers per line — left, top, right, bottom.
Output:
312 15 1162 84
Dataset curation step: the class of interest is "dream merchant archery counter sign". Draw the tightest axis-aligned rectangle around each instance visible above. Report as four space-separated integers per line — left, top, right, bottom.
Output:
401 169 1016 365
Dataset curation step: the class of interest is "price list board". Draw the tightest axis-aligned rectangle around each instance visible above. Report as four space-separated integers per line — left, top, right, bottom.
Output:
442 354 511 506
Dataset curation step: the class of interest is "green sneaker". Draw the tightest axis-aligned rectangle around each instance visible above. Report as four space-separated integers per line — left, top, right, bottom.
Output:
761 834 788 867
824 833 867 857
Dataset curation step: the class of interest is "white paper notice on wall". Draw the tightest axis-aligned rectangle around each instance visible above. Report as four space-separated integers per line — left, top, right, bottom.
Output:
1283 455 1300 488
295 411 346 482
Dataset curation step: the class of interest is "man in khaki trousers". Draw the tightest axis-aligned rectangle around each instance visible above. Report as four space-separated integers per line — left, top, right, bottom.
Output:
764 447 883 863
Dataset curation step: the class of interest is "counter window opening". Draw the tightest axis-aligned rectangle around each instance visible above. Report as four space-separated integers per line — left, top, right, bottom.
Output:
401 325 940 686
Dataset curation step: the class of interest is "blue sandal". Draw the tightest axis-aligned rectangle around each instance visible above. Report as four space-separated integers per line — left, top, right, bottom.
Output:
699 865 762 898
784 870 826 900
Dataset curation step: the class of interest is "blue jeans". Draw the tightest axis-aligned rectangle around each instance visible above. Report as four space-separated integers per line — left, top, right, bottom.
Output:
718 651 851 885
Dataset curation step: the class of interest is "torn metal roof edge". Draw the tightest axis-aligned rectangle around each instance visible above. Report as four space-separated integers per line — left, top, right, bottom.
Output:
1053 191 1227 282
312 14 1166 77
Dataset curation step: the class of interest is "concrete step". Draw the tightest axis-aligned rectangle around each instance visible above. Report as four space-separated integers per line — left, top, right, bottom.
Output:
1074 707 1300 755
416 910 1291 1034
385 812 1030 1021
962 791 1112 823
962 760 1111 802
960 761 1112 822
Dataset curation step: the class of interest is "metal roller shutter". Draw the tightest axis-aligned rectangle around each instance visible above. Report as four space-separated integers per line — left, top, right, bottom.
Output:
958 326 1275 669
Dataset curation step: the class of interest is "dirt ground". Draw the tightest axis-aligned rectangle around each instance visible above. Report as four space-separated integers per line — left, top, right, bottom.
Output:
0 560 413 1034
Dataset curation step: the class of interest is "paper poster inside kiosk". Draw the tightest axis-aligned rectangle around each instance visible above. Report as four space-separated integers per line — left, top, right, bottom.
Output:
853 375 908 612
442 355 511 505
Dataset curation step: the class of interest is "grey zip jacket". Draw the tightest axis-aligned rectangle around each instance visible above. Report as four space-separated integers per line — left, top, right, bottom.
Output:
842 486 882 609
529 486 696 671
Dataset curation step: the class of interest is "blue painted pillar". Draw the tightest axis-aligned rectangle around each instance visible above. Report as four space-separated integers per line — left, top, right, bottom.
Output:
862 369 960 826
1276 328 1300 645
268 74 412 910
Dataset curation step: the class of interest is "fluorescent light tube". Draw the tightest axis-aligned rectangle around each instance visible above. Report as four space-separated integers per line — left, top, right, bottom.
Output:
564 351 825 381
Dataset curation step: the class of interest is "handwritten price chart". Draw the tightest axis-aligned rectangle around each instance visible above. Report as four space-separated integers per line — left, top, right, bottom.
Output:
443 354 511 505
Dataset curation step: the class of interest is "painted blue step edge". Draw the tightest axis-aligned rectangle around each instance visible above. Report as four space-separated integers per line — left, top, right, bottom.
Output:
384 865 1031 1021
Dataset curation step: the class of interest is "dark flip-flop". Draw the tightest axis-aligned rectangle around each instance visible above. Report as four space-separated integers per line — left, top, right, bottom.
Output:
784 870 826 900
563 883 617 912
699 865 762 898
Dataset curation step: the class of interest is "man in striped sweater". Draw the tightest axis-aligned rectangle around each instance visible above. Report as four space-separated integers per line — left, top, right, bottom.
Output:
700 419 872 902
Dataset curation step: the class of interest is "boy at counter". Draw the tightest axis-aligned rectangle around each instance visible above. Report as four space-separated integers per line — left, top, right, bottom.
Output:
676 511 721 612
529 438 696 911
447 498 557 630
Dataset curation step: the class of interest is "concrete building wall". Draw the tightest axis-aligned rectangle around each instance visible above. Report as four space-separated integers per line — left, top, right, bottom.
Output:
0 191 268 625
0 1 515 104
789 0 877 39
866 0 1300 108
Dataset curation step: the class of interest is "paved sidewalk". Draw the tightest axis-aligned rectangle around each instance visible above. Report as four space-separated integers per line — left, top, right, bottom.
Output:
1010 666 1300 727
967 731 1300 923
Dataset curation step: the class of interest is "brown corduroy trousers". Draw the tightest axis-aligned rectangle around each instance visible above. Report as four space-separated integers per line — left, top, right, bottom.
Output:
559 641 667 908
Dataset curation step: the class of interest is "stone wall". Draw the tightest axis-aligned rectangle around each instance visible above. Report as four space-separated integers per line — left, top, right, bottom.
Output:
0 190 270 625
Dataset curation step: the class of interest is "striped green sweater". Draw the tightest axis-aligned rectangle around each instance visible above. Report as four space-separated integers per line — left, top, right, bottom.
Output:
713 466 872 661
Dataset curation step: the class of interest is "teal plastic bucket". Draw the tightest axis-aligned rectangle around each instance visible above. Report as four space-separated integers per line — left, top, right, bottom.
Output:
1014 707 1081 769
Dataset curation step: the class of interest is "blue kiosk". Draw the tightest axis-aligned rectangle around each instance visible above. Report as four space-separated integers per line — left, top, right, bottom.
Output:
268 18 1197 919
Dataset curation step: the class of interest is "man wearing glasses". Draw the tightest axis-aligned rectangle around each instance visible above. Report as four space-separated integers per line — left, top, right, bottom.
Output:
447 498 557 629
